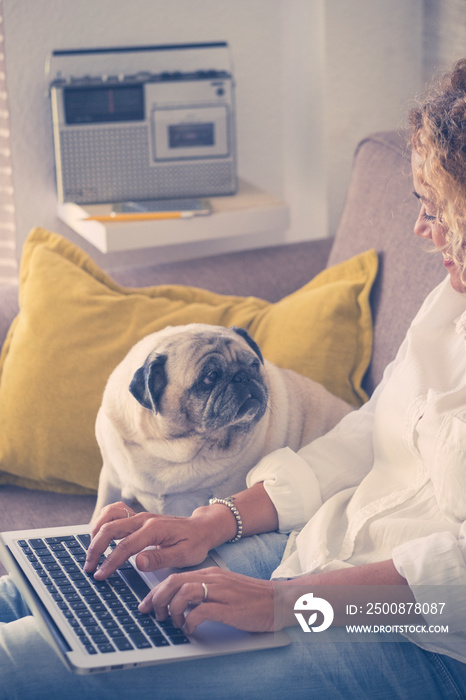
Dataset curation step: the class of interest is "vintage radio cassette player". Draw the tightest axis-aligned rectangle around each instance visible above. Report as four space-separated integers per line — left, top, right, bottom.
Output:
47 43 237 204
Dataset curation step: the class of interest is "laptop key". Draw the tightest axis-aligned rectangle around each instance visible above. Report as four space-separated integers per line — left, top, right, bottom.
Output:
118 567 151 600
80 617 100 628
77 534 91 549
67 539 84 550
94 610 113 622
48 542 66 552
43 562 61 572
166 627 187 638
128 632 151 649
139 617 158 629
117 615 134 627
92 580 112 593
68 570 87 581
150 636 170 647
100 619 119 630
114 637 134 651
143 627 173 647
37 549 58 566
106 627 126 638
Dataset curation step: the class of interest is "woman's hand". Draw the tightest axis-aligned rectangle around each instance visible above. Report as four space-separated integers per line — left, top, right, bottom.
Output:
84 501 228 579
138 567 276 634
85 484 278 580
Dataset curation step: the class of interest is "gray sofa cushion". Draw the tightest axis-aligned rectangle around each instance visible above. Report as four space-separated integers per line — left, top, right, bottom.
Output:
0 486 95 530
109 237 334 302
0 284 19 350
328 131 446 395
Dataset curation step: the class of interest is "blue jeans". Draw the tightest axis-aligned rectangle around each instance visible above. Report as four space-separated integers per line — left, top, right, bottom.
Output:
1 532 466 700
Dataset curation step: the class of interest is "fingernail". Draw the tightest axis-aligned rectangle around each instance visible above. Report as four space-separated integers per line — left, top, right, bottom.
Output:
138 554 149 570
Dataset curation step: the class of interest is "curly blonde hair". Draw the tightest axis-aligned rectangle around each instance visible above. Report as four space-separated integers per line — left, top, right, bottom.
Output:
410 58 466 279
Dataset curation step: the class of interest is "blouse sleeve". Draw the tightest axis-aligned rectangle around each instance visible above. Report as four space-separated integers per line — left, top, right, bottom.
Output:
392 524 466 659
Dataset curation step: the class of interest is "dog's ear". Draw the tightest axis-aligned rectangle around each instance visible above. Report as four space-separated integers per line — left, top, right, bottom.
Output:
129 354 168 413
231 327 264 364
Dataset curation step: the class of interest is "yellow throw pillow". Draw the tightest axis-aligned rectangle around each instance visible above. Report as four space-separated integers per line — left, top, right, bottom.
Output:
0 228 378 494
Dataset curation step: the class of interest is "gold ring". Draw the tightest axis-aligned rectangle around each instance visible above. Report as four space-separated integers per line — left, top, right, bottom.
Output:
201 582 208 602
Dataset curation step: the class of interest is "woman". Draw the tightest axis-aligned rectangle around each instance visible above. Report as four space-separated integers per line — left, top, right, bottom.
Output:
3 61 466 699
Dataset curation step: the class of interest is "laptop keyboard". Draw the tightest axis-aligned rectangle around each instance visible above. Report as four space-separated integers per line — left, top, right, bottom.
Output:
17 534 190 655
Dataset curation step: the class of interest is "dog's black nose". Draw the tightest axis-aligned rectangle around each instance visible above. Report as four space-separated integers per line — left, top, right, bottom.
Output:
232 370 249 383
231 370 262 407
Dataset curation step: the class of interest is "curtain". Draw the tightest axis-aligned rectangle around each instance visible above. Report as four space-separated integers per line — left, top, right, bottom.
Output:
0 1 17 285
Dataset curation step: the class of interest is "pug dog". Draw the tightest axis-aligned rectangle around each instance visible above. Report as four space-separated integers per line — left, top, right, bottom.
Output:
93 323 353 519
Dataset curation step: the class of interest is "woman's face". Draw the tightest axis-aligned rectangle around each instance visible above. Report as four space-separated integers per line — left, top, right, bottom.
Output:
412 150 466 294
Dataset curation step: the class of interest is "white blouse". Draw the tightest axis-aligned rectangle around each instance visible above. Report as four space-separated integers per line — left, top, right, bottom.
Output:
247 275 466 660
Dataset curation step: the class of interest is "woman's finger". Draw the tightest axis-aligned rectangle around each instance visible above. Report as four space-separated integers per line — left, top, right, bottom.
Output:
139 570 213 616
165 580 209 628
141 568 227 624
85 512 152 574
139 574 221 631
183 602 225 634
90 501 135 536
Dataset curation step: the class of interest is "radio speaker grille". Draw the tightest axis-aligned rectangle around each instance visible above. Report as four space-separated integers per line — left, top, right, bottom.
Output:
58 125 236 203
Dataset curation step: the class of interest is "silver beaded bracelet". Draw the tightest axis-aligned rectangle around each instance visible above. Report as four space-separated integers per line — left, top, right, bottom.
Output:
208 497 243 542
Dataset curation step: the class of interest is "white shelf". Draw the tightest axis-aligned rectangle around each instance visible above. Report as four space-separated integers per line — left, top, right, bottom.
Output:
57 180 290 254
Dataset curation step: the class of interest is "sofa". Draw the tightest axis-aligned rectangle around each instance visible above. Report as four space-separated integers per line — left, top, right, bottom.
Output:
0 130 446 575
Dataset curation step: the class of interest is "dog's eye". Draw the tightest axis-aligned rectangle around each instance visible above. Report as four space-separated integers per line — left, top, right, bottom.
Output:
203 370 221 386
251 359 261 371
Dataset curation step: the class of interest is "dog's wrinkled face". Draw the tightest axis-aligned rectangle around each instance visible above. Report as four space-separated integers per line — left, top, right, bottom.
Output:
129 326 269 441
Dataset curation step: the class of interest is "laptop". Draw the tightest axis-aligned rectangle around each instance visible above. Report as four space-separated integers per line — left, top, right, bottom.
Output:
0 523 290 674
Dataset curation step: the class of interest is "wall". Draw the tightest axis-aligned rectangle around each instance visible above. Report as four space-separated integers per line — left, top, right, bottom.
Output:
325 0 423 236
423 0 466 82
3 0 298 268
2 0 426 268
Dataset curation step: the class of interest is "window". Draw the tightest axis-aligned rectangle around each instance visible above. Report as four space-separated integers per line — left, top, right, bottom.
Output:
0 2 17 285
